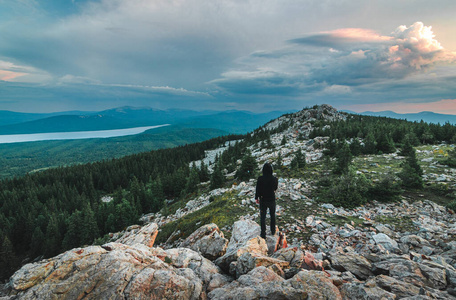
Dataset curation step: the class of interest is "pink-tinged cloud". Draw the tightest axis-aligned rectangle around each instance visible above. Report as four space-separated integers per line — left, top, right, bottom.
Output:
389 22 456 70
341 99 456 114
324 28 392 42
0 70 26 81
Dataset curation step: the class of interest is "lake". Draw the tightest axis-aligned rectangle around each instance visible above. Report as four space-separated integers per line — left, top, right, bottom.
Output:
0 125 169 144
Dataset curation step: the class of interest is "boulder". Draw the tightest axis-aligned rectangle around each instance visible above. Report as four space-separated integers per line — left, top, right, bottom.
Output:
225 219 261 253
419 261 448 290
286 270 342 300
165 247 231 292
367 275 421 298
180 223 229 260
235 252 289 277
373 256 427 287
272 247 305 268
114 222 159 247
208 266 307 300
215 234 268 274
329 250 373 280
400 235 431 248
340 282 397 300
372 233 400 253
8 243 205 299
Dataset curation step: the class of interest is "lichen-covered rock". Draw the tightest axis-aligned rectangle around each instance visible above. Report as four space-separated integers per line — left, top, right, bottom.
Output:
8 243 205 300
114 222 159 247
225 219 261 253
272 247 305 268
180 223 228 260
367 275 421 298
340 282 397 300
235 252 289 277
208 267 307 300
165 247 231 292
372 233 400 253
215 236 268 274
329 250 373 280
286 270 342 300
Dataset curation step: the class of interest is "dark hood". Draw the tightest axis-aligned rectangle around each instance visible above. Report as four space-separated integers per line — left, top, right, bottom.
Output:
262 163 273 176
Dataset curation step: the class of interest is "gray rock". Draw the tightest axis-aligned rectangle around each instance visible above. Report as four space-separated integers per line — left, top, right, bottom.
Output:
329 250 373 280
180 223 228 260
9 243 206 299
340 282 396 300
114 222 159 247
208 267 307 300
372 233 400 253
367 275 421 298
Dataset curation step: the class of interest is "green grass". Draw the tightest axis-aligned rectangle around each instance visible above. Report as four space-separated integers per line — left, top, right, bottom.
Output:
155 191 247 244
324 215 365 227
375 215 417 232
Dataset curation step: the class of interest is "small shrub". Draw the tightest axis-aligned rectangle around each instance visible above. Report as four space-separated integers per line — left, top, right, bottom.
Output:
317 167 369 209
368 175 402 202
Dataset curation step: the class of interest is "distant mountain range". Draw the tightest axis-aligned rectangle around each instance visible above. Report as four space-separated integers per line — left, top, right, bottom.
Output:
344 110 456 124
0 106 289 135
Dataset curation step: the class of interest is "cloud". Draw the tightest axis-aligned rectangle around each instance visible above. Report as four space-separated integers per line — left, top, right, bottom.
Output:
211 22 456 107
0 60 52 83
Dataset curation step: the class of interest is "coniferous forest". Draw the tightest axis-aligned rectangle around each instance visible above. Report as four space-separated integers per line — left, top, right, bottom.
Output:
1 110 456 280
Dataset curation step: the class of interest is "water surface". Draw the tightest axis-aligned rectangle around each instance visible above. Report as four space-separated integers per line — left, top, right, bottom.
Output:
0 125 169 144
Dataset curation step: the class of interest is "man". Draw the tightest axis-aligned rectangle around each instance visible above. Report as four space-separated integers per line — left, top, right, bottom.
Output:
255 162 278 239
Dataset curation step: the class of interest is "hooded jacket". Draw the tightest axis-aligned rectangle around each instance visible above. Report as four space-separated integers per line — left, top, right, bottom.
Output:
255 163 278 202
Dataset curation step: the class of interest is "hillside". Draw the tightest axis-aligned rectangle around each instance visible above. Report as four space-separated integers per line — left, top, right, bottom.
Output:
0 108 286 179
0 106 287 135
0 126 227 178
351 110 456 125
1 105 456 299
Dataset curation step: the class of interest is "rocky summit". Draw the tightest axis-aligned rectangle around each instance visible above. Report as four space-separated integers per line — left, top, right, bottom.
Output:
2 105 456 299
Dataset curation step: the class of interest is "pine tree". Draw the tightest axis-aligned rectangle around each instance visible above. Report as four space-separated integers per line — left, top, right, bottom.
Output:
236 149 256 181
349 138 362 156
30 227 45 258
376 133 395 154
0 235 18 280
398 145 423 189
81 204 99 245
44 215 61 257
363 131 377 154
210 162 225 189
198 161 210 182
334 142 352 174
291 149 306 170
281 135 287 146
275 152 283 169
185 166 200 194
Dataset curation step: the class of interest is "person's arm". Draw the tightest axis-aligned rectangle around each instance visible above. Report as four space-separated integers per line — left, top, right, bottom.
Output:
273 177 278 191
255 178 261 204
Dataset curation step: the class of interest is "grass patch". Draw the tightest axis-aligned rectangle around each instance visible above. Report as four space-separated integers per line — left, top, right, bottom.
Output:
155 191 246 244
324 215 365 227
375 215 417 232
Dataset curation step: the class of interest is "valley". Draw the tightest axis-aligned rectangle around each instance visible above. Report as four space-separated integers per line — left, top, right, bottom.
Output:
1 105 456 299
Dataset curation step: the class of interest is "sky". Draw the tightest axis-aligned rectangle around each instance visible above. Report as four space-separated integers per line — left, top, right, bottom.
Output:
0 0 455 114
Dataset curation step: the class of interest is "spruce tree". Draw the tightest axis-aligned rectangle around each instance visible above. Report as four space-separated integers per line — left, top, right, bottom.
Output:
210 162 225 189
398 145 423 189
236 149 256 181
334 142 352 174
185 167 200 194
291 149 306 170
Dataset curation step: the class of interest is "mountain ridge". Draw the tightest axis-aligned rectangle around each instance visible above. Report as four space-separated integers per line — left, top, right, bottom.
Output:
346 109 456 124
0 107 290 135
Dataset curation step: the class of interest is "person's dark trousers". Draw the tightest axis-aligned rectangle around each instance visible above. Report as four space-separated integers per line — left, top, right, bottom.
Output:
260 201 276 238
